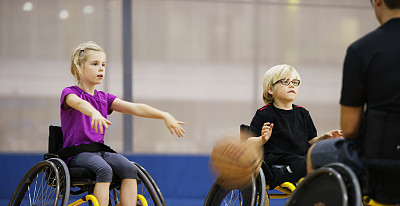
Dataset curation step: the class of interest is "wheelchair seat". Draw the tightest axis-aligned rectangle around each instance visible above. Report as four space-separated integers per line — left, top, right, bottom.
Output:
47 125 153 198
44 125 126 195
46 125 122 192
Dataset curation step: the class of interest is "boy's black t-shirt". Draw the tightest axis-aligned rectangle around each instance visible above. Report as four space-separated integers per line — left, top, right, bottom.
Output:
250 104 317 156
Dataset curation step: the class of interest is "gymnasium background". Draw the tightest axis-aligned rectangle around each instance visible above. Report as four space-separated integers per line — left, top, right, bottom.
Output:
0 0 377 205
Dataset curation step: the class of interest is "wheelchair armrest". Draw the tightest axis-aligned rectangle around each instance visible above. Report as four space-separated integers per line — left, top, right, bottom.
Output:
271 165 289 169
44 153 60 160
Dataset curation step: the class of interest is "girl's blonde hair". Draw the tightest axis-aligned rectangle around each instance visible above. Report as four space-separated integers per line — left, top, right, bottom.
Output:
70 41 105 81
262 64 301 104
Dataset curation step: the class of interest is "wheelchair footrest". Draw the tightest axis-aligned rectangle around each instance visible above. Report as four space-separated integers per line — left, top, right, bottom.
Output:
68 195 99 206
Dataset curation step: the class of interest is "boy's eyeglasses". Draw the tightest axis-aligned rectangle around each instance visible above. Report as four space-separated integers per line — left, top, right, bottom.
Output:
273 79 301 86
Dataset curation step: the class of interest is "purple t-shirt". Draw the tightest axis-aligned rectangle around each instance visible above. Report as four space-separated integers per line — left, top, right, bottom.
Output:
60 86 117 149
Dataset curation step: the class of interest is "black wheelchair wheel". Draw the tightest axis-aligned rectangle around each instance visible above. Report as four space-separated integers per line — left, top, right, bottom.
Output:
107 162 165 206
8 160 66 206
47 158 70 206
203 169 267 206
324 163 362 206
134 162 166 206
285 167 348 206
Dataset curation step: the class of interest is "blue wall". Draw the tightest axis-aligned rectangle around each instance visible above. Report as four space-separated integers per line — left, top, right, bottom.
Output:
1 154 288 206
0 153 214 206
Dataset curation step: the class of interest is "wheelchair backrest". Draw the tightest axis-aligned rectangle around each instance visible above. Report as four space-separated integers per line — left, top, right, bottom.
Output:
362 110 400 203
362 109 400 159
240 124 251 140
48 125 63 153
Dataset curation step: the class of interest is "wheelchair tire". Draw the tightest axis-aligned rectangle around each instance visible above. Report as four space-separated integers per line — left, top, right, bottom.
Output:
285 167 348 206
203 168 267 206
8 160 68 206
47 158 70 206
134 162 166 205
107 162 165 206
323 163 362 206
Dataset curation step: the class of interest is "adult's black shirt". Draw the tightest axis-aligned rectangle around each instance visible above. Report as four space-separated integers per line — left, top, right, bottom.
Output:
249 103 317 157
341 18 400 113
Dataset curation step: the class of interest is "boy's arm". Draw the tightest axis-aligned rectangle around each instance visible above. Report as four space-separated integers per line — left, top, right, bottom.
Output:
110 98 185 137
307 106 362 144
247 122 273 147
309 129 343 145
63 93 112 134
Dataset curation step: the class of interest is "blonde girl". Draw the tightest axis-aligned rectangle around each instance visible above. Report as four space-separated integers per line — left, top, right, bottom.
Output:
61 41 185 206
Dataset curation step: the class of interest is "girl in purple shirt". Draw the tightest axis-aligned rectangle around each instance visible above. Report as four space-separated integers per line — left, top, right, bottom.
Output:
61 41 185 206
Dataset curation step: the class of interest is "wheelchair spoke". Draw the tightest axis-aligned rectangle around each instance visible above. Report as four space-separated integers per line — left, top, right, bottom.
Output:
10 161 61 206
137 183 154 206
23 170 58 206
221 190 243 206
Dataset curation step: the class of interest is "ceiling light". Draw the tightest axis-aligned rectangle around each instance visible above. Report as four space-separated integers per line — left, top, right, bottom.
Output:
22 1 33 11
83 5 94 14
59 10 69 20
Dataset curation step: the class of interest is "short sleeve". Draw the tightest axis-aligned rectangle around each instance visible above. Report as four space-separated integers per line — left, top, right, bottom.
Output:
107 93 117 115
250 110 263 136
340 46 366 106
60 87 78 110
304 110 317 141
250 107 274 137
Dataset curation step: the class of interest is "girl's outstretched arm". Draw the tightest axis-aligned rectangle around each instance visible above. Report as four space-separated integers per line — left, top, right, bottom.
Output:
110 98 186 137
63 93 112 134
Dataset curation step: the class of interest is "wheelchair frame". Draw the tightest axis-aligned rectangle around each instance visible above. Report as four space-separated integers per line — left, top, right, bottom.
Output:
8 126 166 206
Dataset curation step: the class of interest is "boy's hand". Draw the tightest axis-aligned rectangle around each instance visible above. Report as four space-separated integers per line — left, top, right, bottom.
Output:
91 111 112 134
322 129 343 140
164 113 186 138
261 122 274 143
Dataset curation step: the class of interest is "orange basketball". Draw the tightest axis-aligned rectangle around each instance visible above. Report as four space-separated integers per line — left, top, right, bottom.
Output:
210 136 263 190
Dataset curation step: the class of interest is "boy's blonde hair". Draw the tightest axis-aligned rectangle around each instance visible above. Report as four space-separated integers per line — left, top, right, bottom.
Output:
262 64 301 104
70 41 105 81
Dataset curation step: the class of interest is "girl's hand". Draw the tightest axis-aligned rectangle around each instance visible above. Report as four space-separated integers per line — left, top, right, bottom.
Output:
322 129 343 140
91 111 112 134
164 112 186 138
261 122 274 143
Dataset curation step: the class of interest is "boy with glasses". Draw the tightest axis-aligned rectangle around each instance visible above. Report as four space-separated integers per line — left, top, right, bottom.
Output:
248 64 342 192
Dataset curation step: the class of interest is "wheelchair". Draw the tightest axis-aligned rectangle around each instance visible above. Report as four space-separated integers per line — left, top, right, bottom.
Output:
285 161 400 206
286 110 400 206
285 163 362 206
203 124 297 206
8 125 166 206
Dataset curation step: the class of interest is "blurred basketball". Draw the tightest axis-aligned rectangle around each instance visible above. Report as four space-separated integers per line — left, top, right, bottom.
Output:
210 136 263 190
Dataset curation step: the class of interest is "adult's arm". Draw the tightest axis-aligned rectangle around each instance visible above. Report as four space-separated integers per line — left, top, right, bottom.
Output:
340 105 364 139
